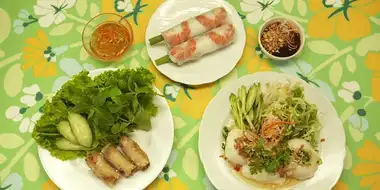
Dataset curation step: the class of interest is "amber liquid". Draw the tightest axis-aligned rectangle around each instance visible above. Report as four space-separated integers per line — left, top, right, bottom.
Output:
233 170 300 190
89 22 132 61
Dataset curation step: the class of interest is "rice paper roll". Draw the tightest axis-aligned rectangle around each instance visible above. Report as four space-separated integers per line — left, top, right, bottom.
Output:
168 24 235 65
161 7 229 47
101 144 136 177
86 152 120 187
120 136 150 170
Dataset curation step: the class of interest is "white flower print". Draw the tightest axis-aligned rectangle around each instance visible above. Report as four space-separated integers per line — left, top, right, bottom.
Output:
349 113 368 132
347 109 368 142
324 0 343 7
6 106 24 122
6 83 45 133
240 0 280 24
338 81 361 103
163 84 180 101
18 9 30 19
13 19 24 34
158 168 177 179
117 0 134 12
33 0 76 27
19 112 43 133
158 150 178 180
0 173 23 190
20 84 42 107
6 105 43 133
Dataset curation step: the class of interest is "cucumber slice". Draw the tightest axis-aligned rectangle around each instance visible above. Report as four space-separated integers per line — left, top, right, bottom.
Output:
56 138 89 150
68 112 93 147
57 121 78 144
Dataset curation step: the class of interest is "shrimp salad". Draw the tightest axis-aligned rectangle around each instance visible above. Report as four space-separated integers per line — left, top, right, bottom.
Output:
221 81 322 187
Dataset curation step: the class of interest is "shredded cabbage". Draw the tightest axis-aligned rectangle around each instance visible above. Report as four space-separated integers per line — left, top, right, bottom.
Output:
260 82 320 148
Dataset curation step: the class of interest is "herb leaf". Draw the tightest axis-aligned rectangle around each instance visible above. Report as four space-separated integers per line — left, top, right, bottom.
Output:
32 68 157 160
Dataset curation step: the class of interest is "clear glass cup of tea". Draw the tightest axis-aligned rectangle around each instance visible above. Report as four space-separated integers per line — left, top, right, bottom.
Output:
82 13 134 62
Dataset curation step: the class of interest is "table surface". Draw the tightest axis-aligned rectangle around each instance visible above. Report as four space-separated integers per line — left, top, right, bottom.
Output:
1 0 380 190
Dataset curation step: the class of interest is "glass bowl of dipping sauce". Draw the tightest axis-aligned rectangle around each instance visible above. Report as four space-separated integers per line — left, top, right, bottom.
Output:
82 13 134 62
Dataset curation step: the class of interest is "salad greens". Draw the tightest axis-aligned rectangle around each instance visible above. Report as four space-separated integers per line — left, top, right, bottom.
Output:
226 82 321 174
32 68 158 160
260 82 320 147
228 82 320 147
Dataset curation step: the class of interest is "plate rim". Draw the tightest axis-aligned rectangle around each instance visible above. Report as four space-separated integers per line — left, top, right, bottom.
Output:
37 68 174 190
198 71 346 190
145 0 246 85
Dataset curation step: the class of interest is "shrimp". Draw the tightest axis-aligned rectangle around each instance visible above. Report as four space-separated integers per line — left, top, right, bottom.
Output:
163 21 191 47
207 24 234 45
169 38 197 62
195 7 227 30
213 7 227 26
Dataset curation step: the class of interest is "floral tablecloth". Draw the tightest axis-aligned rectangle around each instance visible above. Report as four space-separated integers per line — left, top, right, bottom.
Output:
0 0 380 189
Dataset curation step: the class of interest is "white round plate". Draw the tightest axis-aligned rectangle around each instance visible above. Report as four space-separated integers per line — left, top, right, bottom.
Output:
199 72 345 190
38 68 174 190
145 0 246 85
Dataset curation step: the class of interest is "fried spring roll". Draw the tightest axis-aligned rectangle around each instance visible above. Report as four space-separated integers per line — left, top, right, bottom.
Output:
120 136 150 170
86 152 120 187
101 144 137 177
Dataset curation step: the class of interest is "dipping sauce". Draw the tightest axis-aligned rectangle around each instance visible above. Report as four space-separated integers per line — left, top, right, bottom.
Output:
260 21 301 58
89 22 132 61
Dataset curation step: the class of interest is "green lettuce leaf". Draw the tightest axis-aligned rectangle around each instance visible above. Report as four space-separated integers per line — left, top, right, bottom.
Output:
32 68 157 160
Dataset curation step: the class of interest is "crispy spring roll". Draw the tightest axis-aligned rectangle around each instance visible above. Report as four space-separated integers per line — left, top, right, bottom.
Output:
149 7 229 47
120 136 150 170
86 152 120 187
101 144 137 177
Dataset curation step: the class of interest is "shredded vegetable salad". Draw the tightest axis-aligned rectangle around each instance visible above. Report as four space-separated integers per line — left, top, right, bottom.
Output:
223 81 322 177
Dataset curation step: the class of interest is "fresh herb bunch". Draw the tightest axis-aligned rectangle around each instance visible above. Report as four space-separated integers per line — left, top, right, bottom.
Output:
32 68 157 160
245 140 292 175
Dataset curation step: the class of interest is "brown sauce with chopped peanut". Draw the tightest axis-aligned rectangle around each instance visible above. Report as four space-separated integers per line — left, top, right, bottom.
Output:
261 21 301 58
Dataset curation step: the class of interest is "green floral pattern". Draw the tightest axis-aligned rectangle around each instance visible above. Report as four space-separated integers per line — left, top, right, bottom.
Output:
0 0 380 189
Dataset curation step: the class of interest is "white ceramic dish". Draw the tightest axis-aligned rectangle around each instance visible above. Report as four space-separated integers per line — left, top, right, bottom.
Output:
38 68 174 190
199 72 345 190
258 17 305 61
145 0 246 85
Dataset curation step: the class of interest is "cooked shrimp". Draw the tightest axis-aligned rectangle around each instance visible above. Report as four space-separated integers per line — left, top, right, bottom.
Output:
169 38 197 61
207 24 234 45
163 21 191 47
195 14 218 30
160 7 229 47
195 8 227 29
213 7 227 26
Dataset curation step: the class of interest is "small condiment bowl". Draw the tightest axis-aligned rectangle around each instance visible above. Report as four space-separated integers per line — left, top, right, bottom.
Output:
82 13 134 62
258 17 305 61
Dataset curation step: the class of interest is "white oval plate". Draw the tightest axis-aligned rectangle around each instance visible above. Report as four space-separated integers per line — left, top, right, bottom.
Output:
145 0 246 85
38 68 174 190
199 72 345 190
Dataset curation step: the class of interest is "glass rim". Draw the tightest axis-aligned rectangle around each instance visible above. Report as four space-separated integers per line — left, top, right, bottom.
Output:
81 13 134 62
